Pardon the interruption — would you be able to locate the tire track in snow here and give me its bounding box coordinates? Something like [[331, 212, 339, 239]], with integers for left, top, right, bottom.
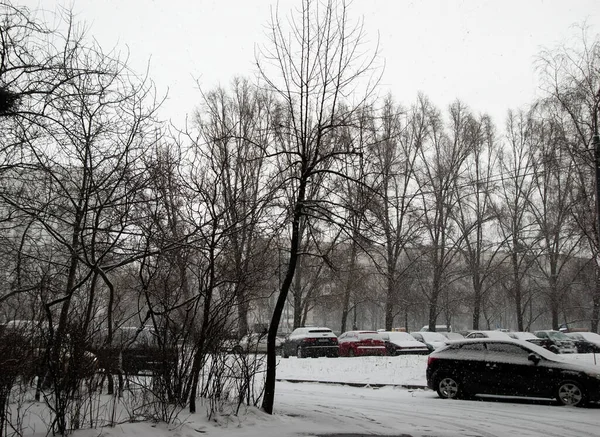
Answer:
[[276, 382, 599, 437]]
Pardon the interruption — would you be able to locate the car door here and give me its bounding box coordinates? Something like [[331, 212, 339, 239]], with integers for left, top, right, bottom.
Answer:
[[285, 328, 303, 356], [453, 342, 488, 394], [338, 332, 348, 355], [482, 342, 538, 396]]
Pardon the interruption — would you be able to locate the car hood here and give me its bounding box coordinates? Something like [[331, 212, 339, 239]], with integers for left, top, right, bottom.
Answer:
[[542, 356, 600, 375], [389, 340, 427, 348]]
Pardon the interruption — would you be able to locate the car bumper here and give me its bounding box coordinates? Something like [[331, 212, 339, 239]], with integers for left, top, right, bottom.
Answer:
[[355, 346, 386, 356], [303, 345, 339, 357], [394, 348, 429, 355]]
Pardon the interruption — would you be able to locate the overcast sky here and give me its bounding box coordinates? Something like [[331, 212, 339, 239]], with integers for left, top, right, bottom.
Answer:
[[23, 0, 600, 127]]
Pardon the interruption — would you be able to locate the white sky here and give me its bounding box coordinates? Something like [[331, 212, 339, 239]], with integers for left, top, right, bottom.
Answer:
[[22, 0, 600, 127]]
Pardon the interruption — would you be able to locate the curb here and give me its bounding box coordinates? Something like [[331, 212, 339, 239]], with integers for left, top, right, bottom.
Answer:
[[276, 379, 428, 390]]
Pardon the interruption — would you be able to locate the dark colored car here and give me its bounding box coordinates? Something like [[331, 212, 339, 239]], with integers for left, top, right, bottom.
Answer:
[[565, 332, 600, 354], [532, 330, 577, 354], [90, 326, 178, 375], [426, 338, 600, 407], [378, 331, 429, 355], [280, 327, 338, 358], [338, 331, 386, 357], [231, 333, 284, 354]]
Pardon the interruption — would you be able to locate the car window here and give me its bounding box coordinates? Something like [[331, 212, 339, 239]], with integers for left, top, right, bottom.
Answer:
[[308, 329, 332, 333], [536, 332, 548, 338], [358, 332, 381, 340], [547, 331, 569, 341], [486, 343, 530, 361], [460, 343, 485, 351], [389, 332, 414, 341], [421, 332, 446, 341]]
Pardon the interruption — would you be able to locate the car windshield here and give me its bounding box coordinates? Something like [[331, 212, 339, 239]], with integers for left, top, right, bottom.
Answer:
[[579, 332, 600, 341], [519, 340, 566, 361], [387, 332, 414, 341], [546, 331, 569, 340], [515, 332, 536, 339], [308, 329, 332, 334], [357, 332, 381, 340], [421, 332, 446, 341]]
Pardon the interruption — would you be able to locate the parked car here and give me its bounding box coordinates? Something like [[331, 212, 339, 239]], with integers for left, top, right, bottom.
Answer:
[[410, 332, 447, 352], [337, 331, 386, 357], [465, 330, 512, 340], [378, 331, 429, 355], [532, 330, 578, 354], [426, 338, 600, 406], [420, 324, 452, 332], [90, 326, 178, 375], [231, 333, 283, 354], [507, 331, 538, 341], [280, 327, 338, 358], [565, 332, 600, 354], [440, 332, 464, 341]]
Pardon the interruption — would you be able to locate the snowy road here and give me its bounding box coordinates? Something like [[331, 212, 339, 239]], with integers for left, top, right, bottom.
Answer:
[[269, 381, 600, 437]]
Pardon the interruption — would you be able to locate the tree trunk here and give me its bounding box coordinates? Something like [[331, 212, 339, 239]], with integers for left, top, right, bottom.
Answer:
[[593, 266, 600, 333], [262, 183, 305, 414], [340, 239, 357, 333]]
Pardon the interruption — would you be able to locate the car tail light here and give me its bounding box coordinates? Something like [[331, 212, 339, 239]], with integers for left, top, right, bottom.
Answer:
[[331, 338, 338, 343], [303, 338, 316, 343], [427, 355, 437, 367]]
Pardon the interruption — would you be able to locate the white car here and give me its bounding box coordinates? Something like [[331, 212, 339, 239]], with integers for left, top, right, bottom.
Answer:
[[378, 331, 429, 355], [566, 331, 600, 346], [410, 332, 447, 351], [565, 331, 600, 353], [465, 330, 513, 340], [507, 331, 538, 341]]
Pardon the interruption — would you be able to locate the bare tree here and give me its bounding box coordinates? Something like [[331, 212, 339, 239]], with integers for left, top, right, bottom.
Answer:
[[365, 94, 426, 330], [451, 113, 502, 329], [415, 100, 472, 331], [0, 7, 161, 432], [527, 104, 582, 329], [537, 27, 600, 331], [196, 77, 276, 337], [494, 109, 538, 332], [256, 0, 380, 414]]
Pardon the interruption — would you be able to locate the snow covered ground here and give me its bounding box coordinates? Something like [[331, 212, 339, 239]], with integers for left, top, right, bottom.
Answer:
[[276, 354, 429, 386], [11, 353, 600, 437]]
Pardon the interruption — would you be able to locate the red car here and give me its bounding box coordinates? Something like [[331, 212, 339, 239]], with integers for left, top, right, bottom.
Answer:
[[338, 331, 386, 357]]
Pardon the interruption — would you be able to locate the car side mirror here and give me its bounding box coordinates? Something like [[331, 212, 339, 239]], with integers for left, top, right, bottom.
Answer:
[[528, 353, 540, 364]]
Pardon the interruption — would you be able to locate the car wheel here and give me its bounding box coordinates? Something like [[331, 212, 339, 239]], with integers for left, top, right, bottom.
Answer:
[[281, 348, 288, 358], [556, 380, 587, 407], [297, 346, 304, 358], [549, 345, 559, 354], [348, 348, 355, 357], [232, 345, 243, 354], [436, 375, 462, 400]]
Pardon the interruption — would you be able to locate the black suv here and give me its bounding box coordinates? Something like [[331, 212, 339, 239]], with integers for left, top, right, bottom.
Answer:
[[531, 330, 577, 354], [426, 338, 600, 407], [280, 327, 338, 358]]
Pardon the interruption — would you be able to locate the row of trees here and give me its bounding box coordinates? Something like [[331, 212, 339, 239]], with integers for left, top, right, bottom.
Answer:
[[1, 0, 599, 424]]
